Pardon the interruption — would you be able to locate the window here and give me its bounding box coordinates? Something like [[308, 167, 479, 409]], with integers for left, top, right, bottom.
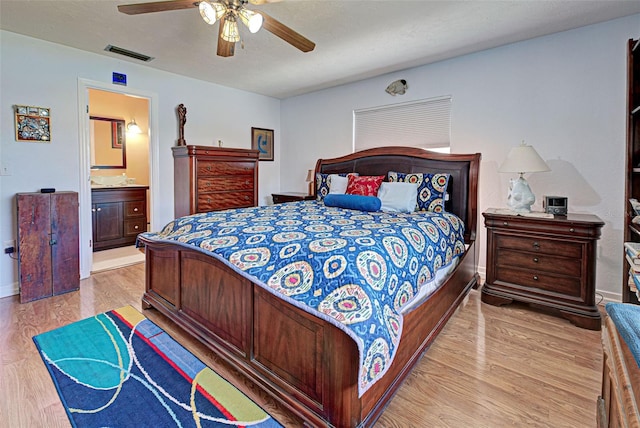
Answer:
[[353, 95, 451, 152]]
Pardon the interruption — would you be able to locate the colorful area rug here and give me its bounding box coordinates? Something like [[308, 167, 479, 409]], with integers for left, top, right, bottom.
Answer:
[[33, 305, 283, 427]]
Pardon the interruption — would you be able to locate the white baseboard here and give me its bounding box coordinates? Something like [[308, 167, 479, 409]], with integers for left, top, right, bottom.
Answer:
[[0, 282, 19, 299], [596, 289, 622, 304]]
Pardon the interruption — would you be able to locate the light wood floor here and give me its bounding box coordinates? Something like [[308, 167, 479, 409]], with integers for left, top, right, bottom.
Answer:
[[0, 263, 603, 427]]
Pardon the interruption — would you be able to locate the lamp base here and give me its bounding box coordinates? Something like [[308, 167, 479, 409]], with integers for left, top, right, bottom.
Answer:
[[507, 176, 535, 213]]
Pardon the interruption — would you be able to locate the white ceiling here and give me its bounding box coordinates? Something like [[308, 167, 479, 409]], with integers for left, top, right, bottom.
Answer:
[[2, 0, 640, 99]]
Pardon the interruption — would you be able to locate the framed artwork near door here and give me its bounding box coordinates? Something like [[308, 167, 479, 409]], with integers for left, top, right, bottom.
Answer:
[[251, 127, 274, 161]]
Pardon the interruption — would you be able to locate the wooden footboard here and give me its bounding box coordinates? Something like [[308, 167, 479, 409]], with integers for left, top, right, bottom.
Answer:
[[140, 237, 478, 427]]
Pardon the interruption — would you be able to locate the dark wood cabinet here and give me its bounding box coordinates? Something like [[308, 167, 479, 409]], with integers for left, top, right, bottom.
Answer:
[[17, 192, 79, 303], [482, 209, 604, 330], [271, 192, 315, 204], [172, 146, 258, 218], [92, 186, 148, 251], [624, 38, 640, 304]]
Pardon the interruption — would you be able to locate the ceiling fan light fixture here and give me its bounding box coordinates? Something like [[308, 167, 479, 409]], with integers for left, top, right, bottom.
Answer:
[[221, 16, 241, 42], [199, 1, 226, 25], [239, 9, 263, 34]]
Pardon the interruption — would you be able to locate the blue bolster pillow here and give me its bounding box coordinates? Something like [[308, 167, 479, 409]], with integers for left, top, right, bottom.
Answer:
[[324, 194, 381, 212]]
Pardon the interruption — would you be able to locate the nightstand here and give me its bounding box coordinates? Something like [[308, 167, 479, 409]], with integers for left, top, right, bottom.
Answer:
[[271, 192, 315, 204], [482, 208, 604, 330]]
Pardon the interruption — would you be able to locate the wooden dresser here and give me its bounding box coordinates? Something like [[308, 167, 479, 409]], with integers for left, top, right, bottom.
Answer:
[[482, 209, 604, 330], [598, 304, 640, 428], [173, 146, 259, 218]]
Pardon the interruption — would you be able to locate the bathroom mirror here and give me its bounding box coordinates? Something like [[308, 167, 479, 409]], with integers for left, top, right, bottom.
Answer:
[[90, 116, 126, 169]]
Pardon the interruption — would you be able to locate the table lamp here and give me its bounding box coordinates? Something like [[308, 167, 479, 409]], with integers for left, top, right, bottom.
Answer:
[[498, 141, 550, 213]]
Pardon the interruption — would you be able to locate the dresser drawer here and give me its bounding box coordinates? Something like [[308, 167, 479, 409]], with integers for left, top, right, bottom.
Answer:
[[124, 200, 146, 218], [496, 250, 582, 277], [496, 234, 582, 258], [197, 191, 254, 212], [197, 161, 255, 177], [198, 176, 254, 193], [124, 218, 147, 237], [495, 266, 582, 297]]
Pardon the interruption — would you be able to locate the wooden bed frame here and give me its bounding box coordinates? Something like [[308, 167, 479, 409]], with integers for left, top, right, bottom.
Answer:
[[138, 146, 481, 427]]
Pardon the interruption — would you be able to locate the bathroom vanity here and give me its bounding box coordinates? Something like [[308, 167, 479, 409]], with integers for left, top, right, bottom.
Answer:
[[91, 185, 148, 251]]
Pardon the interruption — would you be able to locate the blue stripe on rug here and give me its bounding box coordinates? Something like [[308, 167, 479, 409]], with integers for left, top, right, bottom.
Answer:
[[33, 305, 283, 428]]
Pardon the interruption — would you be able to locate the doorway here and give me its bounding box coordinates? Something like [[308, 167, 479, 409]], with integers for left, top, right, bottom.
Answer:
[[89, 89, 149, 272], [77, 79, 160, 279]]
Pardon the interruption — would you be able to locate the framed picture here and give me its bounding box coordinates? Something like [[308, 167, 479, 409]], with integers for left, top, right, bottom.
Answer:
[[111, 121, 124, 148], [14, 105, 51, 142], [251, 127, 274, 161]]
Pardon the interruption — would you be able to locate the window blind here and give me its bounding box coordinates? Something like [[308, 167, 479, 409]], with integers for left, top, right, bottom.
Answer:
[[353, 95, 451, 152]]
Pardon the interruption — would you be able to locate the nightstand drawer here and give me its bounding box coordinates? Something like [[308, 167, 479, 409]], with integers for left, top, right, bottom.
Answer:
[[272, 192, 315, 204], [496, 234, 582, 258], [495, 266, 582, 297], [495, 250, 582, 277]]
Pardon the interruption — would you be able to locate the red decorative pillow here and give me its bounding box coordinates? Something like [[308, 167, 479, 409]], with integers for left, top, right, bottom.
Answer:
[[346, 175, 385, 197]]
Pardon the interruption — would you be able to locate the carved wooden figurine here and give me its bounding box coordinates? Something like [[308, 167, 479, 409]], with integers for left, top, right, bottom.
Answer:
[[176, 103, 187, 146]]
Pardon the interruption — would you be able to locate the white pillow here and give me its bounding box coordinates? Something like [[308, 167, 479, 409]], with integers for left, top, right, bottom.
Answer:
[[328, 174, 349, 194], [377, 181, 419, 213]]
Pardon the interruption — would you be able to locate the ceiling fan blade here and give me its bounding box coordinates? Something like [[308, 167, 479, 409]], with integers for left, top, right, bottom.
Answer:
[[217, 16, 235, 57], [260, 12, 315, 53], [118, 0, 198, 15]]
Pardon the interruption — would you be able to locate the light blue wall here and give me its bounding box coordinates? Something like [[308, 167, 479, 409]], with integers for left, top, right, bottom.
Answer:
[[0, 31, 281, 297], [281, 14, 640, 300]]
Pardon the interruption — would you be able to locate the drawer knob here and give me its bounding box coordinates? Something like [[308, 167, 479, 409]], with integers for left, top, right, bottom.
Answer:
[[97, 208, 102, 212], [533, 257, 539, 263], [207, 198, 211, 204], [532, 242, 540, 249], [134, 207, 138, 212], [244, 196, 249, 200], [503, 221, 508, 226], [134, 225, 139, 230], [533, 275, 539, 281], [245, 180, 249, 185], [569, 228, 575, 232], [207, 166, 211, 171]]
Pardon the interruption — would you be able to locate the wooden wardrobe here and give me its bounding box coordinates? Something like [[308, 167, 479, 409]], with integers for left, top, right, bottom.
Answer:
[[16, 191, 79, 303]]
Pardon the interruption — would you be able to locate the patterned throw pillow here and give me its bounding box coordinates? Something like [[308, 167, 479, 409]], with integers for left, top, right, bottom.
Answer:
[[345, 175, 385, 197], [315, 173, 357, 200], [387, 171, 450, 212]]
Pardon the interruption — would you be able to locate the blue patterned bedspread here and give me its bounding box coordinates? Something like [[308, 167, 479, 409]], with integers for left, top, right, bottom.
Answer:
[[139, 200, 466, 396]]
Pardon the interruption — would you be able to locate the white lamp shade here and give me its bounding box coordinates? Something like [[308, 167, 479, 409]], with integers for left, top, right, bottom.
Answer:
[[199, 1, 226, 25], [498, 144, 550, 174], [239, 9, 263, 33], [221, 17, 241, 42]]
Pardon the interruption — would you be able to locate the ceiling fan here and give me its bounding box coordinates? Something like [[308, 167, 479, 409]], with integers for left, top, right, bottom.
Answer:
[[118, 0, 315, 57]]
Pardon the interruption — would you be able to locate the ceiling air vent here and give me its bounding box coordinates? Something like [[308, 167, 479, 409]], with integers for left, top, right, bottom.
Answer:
[[104, 45, 154, 62]]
